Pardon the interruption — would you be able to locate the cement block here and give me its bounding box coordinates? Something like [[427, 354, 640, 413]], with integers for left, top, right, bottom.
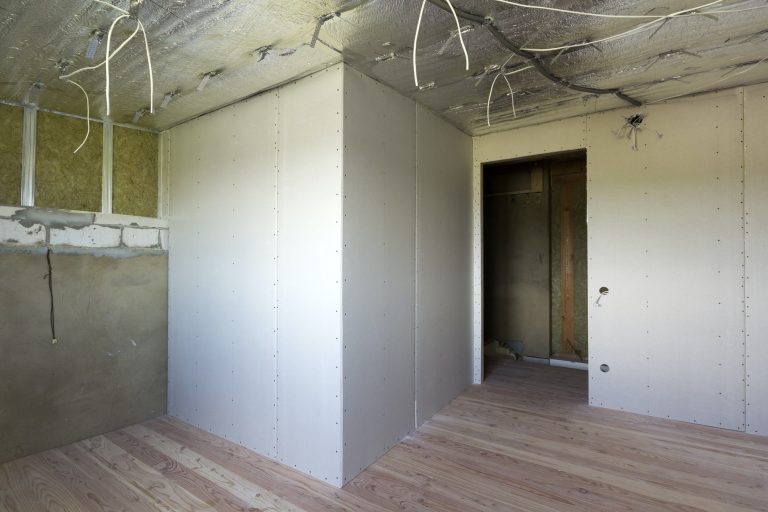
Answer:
[[0, 206, 23, 219], [122, 227, 160, 248], [0, 219, 46, 245], [49, 225, 121, 248], [95, 212, 168, 229], [159, 229, 169, 251]]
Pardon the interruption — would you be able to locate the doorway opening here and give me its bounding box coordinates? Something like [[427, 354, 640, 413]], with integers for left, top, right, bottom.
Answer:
[[482, 151, 587, 373]]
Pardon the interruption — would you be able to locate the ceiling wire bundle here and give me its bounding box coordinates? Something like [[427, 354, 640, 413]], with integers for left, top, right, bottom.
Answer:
[[57, 0, 154, 153], [410, 0, 763, 128]]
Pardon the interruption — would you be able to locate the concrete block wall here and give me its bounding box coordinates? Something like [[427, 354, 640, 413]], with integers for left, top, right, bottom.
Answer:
[[0, 206, 169, 251], [0, 204, 169, 463]]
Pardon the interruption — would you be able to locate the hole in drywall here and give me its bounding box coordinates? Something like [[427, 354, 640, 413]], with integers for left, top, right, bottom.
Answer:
[[600, 364, 610, 373], [599, 287, 609, 295]]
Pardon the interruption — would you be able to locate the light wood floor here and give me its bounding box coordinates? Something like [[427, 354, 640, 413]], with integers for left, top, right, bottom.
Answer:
[[2, 359, 767, 511]]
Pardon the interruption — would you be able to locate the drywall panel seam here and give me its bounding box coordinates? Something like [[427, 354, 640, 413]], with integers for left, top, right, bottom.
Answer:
[[20, 107, 36, 207], [414, 105, 420, 426], [472, 145, 482, 384], [273, 89, 280, 457], [337, 81, 345, 485], [102, 122, 113, 214], [740, 87, 747, 430]]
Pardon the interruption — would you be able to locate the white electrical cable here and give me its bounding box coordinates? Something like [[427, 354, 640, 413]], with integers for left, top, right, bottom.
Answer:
[[521, 0, 723, 53], [105, 13, 130, 116], [487, 72, 503, 126], [64, 79, 91, 153], [138, 21, 154, 113], [706, 4, 768, 14], [486, 64, 533, 126], [443, 0, 470, 71], [491, 0, 670, 19], [93, 0, 129, 14], [501, 73, 516, 118], [59, 18, 141, 79], [413, 0, 427, 86]]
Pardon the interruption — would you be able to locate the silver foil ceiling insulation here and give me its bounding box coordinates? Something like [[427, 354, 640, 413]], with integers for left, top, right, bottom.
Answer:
[[1, 0, 767, 135]]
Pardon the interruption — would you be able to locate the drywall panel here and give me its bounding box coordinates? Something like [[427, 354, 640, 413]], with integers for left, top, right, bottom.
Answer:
[[0, 103, 22, 206], [113, 127, 158, 218], [416, 106, 473, 425], [587, 91, 745, 430], [341, 69, 417, 484], [276, 67, 343, 485], [745, 83, 768, 435], [472, 117, 587, 381], [35, 111, 102, 211], [167, 91, 279, 457]]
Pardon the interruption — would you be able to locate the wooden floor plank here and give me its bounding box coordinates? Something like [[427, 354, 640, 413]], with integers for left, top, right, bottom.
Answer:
[[78, 436, 215, 512], [124, 424, 302, 512], [1, 360, 766, 512], [104, 430, 256, 512]]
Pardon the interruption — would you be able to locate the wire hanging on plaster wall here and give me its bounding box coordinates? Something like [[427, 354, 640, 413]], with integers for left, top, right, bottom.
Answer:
[[613, 113, 663, 151]]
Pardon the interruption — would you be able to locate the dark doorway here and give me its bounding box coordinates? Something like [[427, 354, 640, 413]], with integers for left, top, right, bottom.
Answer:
[[482, 151, 587, 367]]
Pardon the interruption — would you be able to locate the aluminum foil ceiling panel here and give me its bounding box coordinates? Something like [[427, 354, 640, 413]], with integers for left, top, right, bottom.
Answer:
[[1, 0, 767, 135]]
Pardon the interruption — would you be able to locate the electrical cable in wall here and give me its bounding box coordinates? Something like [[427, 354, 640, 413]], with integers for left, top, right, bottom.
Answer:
[[45, 248, 57, 345]]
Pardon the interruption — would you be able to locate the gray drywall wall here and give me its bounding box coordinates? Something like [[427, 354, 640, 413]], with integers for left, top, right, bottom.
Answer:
[[275, 67, 344, 485], [415, 106, 473, 425], [474, 87, 761, 434], [342, 68, 417, 484], [340, 69, 474, 481], [167, 65, 344, 485], [745, 83, 768, 435], [0, 250, 167, 463], [167, 90, 279, 457], [587, 92, 744, 429]]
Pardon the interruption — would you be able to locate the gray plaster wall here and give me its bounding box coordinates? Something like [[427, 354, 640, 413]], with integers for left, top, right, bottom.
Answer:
[[0, 250, 167, 463]]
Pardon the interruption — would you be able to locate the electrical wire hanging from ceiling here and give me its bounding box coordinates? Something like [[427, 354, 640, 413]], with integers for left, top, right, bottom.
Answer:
[[413, 0, 468, 87], [413, 0, 744, 127], [59, 0, 154, 118], [520, 0, 723, 53], [63, 79, 91, 153]]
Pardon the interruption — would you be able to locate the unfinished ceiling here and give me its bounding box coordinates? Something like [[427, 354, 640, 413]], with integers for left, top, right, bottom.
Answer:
[[1, 0, 767, 135]]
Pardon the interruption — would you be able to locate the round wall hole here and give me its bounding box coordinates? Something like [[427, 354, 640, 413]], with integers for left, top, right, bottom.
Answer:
[[600, 364, 610, 373], [599, 287, 609, 295]]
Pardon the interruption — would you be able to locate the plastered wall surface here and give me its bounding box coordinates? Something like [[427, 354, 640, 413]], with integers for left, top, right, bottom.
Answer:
[[0, 104, 22, 206], [113, 126, 159, 218], [168, 66, 344, 485], [0, 208, 168, 463], [744, 83, 768, 435], [473, 86, 766, 434], [35, 111, 102, 211]]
